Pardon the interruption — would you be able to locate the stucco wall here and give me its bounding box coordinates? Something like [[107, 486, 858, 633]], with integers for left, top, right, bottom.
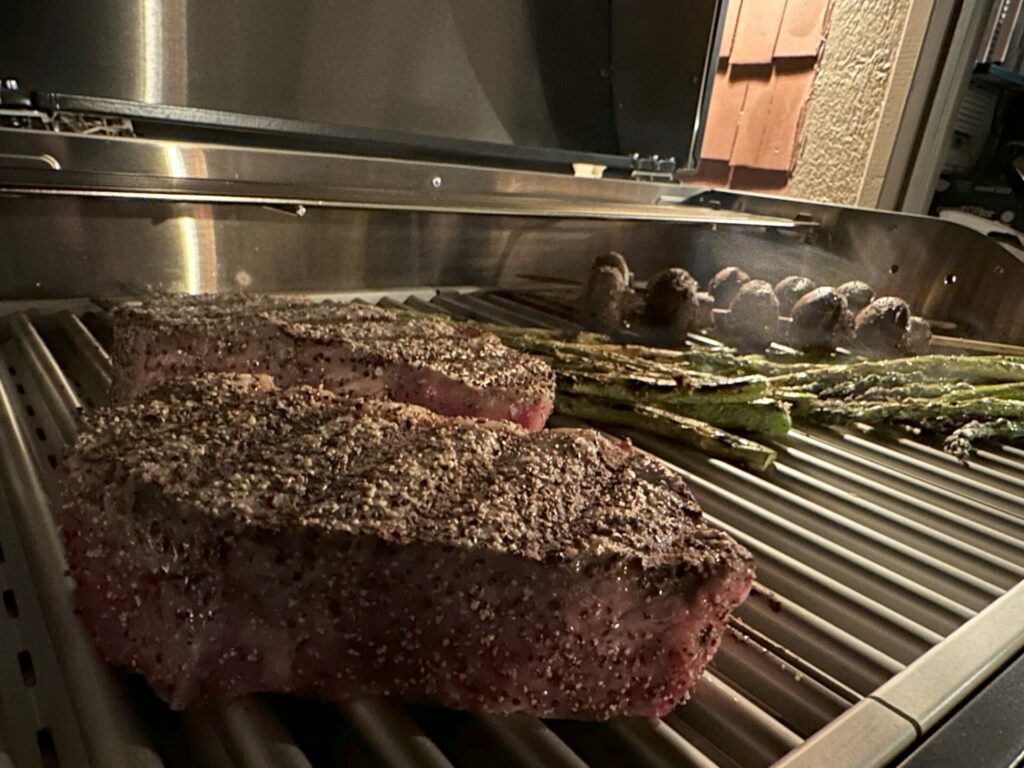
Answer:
[[787, 0, 913, 205]]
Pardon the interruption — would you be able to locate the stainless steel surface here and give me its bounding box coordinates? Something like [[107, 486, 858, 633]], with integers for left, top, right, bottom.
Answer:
[[0, 129, 709, 209], [979, 0, 1024, 65], [773, 699, 918, 768], [0, 129, 793, 230], [873, 580, 1024, 732], [0, 323, 160, 767], [697, 189, 1024, 344], [0, 139, 1022, 345], [0, 0, 725, 170], [2, 292, 1022, 766]]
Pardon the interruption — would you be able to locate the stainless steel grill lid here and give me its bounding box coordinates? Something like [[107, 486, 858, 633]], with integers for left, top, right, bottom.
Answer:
[[0, 0, 727, 173]]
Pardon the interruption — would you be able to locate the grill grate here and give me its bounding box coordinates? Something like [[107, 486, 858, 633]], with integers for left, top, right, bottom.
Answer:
[[0, 291, 1022, 768]]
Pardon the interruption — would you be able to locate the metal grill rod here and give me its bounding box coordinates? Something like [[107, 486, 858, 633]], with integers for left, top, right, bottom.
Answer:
[[476, 714, 590, 768], [706, 456, 1003, 610], [839, 433, 1022, 513], [9, 315, 80, 443], [340, 699, 455, 768], [0, 349, 161, 767], [55, 311, 112, 392], [774, 439, 1024, 572], [786, 432, 1024, 539]]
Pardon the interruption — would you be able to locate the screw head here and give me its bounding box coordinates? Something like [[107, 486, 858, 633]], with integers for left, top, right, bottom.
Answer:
[[431, 176, 443, 189]]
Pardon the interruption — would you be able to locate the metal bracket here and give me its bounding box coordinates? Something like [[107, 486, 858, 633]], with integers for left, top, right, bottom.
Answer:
[[630, 153, 677, 182], [0, 79, 134, 137]]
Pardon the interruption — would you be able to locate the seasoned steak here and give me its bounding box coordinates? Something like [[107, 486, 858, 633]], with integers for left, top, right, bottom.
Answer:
[[110, 294, 555, 431], [61, 375, 754, 719]]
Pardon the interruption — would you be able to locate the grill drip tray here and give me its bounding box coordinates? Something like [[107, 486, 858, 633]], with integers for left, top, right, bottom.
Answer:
[[0, 290, 1023, 768]]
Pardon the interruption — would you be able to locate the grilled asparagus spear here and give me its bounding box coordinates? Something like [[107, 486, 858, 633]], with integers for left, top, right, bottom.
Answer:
[[769, 355, 1024, 391], [805, 397, 1024, 430], [555, 396, 777, 471], [459, 317, 1024, 459], [944, 419, 1024, 460]]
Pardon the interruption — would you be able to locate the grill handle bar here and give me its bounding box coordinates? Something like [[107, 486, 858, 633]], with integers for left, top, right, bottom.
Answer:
[[777, 577, 1024, 767]]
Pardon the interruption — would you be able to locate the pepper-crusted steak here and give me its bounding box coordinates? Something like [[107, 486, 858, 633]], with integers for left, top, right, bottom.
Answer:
[[109, 294, 555, 430], [62, 374, 754, 719]]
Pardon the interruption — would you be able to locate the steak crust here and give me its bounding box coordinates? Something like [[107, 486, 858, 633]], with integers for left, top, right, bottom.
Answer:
[[110, 294, 555, 430], [62, 375, 754, 719]]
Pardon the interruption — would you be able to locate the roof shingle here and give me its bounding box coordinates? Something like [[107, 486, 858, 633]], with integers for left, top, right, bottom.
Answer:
[[700, 0, 832, 188]]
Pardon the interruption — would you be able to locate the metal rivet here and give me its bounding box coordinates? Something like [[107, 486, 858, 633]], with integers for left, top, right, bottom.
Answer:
[[431, 176, 443, 189], [294, 204, 306, 217]]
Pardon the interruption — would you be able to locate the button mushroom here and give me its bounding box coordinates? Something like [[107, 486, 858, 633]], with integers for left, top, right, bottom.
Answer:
[[774, 276, 817, 316], [836, 281, 876, 315], [708, 267, 751, 308], [719, 279, 780, 350], [643, 268, 700, 340], [788, 287, 854, 353], [907, 316, 933, 356], [580, 265, 628, 330], [592, 251, 632, 285], [853, 297, 912, 357]]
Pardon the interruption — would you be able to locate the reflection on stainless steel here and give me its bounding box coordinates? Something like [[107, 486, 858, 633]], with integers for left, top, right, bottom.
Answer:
[[0, 152, 60, 170], [0, 128, 711, 209], [1, 0, 724, 169], [140, 0, 189, 106], [0, 130, 1021, 342], [163, 145, 203, 293], [696, 189, 1024, 344]]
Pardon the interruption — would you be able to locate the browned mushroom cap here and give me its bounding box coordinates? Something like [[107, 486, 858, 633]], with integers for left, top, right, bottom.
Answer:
[[774, 276, 817, 315], [720, 279, 780, 350], [907, 316, 933, 356], [592, 251, 632, 285], [836, 281, 876, 314], [788, 287, 853, 352], [580, 265, 627, 330], [708, 266, 751, 308], [645, 268, 699, 322], [854, 297, 912, 357]]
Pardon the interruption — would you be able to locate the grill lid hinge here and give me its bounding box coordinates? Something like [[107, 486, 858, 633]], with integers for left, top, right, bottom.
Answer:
[[1, 78, 135, 137], [630, 153, 677, 182]]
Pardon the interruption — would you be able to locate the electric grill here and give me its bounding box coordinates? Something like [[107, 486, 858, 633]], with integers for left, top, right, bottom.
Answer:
[[2, 2, 1024, 766]]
